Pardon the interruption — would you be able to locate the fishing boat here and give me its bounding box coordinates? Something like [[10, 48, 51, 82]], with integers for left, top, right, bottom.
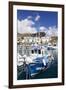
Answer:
[[17, 44, 55, 79]]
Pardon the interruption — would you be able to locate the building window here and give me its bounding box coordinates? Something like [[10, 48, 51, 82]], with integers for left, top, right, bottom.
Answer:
[[31, 50, 34, 54], [35, 49, 37, 53], [38, 50, 41, 54]]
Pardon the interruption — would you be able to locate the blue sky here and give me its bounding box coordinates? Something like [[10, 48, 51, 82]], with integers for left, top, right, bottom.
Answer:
[[17, 10, 58, 28], [17, 10, 58, 36]]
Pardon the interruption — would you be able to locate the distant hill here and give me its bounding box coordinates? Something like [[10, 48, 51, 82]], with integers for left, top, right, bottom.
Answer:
[[17, 32, 46, 37]]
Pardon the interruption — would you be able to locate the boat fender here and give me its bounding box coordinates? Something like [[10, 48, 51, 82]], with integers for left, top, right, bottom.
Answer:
[[43, 59, 46, 66]]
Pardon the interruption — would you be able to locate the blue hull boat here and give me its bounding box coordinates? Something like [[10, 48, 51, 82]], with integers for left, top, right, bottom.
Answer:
[[17, 45, 55, 79], [17, 55, 53, 79]]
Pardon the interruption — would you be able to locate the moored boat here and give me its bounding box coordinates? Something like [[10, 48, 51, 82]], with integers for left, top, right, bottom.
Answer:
[[17, 45, 55, 79]]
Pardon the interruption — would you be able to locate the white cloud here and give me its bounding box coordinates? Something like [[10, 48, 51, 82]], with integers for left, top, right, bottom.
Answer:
[[18, 16, 57, 36], [39, 26, 58, 37], [35, 15, 40, 21], [18, 18, 37, 34], [46, 26, 58, 37], [39, 26, 47, 32], [27, 16, 32, 19]]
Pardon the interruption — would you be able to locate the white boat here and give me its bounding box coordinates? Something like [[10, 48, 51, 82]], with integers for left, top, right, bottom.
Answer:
[[17, 44, 55, 78]]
